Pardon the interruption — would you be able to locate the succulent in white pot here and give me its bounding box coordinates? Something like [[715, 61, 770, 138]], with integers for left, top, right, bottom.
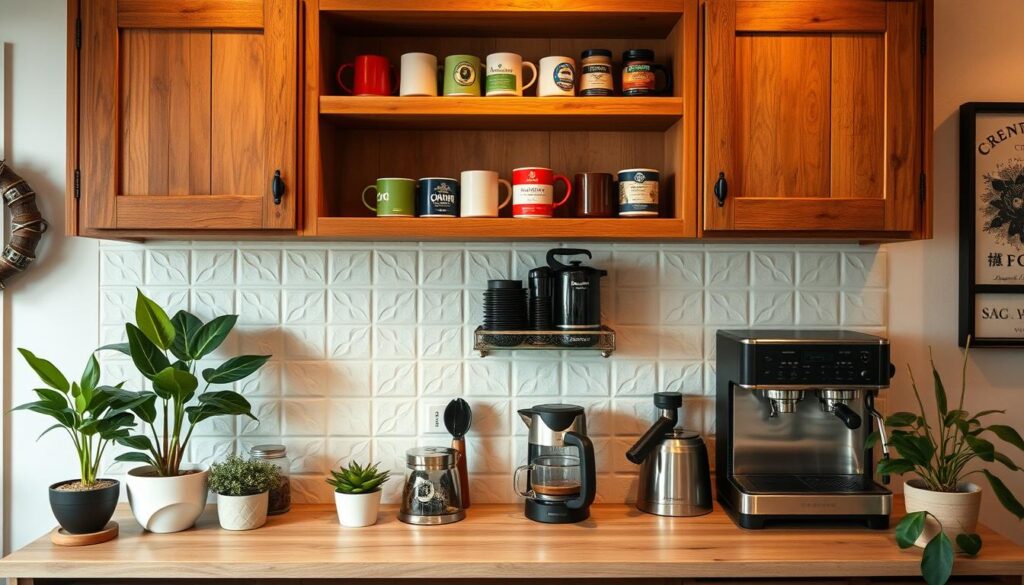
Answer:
[[209, 455, 280, 531], [327, 461, 391, 528], [98, 290, 270, 533], [872, 341, 1024, 585]]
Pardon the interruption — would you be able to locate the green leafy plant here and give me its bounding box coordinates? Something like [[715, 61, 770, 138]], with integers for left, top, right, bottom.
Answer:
[[208, 455, 280, 497], [13, 349, 144, 486], [870, 341, 1024, 585], [100, 289, 270, 477], [327, 461, 390, 494]]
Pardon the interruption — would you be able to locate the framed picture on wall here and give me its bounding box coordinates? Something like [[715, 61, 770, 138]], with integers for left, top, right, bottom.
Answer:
[[960, 102, 1024, 347]]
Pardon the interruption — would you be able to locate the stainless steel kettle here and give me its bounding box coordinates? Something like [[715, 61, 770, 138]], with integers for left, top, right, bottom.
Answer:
[[626, 392, 712, 517]]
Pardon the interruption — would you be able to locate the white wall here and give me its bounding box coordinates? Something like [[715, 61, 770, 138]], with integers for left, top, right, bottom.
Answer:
[[888, 0, 1024, 546]]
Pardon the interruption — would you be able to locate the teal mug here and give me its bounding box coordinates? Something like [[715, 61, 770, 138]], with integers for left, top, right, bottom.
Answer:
[[362, 178, 416, 217], [444, 54, 483, 96]]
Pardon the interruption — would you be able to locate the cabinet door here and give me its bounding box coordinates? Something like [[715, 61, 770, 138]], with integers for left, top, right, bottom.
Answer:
[[704, 0, 924, 234], [76, 0, 297, 231]]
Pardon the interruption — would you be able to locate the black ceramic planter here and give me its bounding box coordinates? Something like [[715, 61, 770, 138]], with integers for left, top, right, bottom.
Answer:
[[49, 478, 120, 534]]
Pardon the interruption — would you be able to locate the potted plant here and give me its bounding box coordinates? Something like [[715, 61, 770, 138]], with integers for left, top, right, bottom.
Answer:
[[872, 343, 1024, 585], [208, 455, 280, 531], [13, 349, 142, 535], [99, 289, 270, 533], [327, 461, 390, 528]]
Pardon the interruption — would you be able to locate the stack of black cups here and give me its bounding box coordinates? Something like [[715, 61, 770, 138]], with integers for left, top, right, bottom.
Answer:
[[528, 267, 553, 330], [483, 280, 527, 332]]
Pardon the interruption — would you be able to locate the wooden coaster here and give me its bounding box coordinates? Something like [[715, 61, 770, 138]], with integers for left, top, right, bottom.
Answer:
[[50, 521, 118, 546]]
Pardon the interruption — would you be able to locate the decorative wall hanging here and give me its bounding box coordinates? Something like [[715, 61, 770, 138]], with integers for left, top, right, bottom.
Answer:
[[960, 102, 1024, 347], [0, 160, 48, 288]]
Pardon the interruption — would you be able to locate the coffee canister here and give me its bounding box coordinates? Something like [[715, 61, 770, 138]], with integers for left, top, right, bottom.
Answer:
[[621, 49, 672, 96], [617, 168, 660, 217], [579, 49, 614, 96]]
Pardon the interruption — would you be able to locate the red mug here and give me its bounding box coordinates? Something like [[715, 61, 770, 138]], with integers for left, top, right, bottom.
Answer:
[[337, 55, 396, 96], [512, 167, 572, 218]]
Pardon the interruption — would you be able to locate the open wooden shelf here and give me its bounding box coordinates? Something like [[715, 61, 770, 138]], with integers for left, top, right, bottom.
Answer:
[[319, 96, 683, 130], [315, 217, 688, 240]]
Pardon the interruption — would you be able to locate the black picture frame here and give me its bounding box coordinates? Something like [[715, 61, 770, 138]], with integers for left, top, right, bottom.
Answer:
[[959, 102, 1024, 347]]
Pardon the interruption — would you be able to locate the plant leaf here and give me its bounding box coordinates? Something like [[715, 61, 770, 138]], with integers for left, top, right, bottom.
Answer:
[[982, 470, 1024, 519], [969, 409, 1006, 423], [115, 451, 157, 466], [197, 391, 255, 419], [32, 387, 67, 408], [956, 533, 982, 556], [994, 451, 1020, 471], [95, 342, 131, 356], [117, 435, 154, 451], [134, 289, 176, 350], [943, 409, 967, 427], [876, 458, 917, 476], [37, 423, 68, 441], [190, 315, 238, 360], [152, 367, 198, 404], [18, 348, 70, 392], [80, 354, 100, 392], [894, 511, 926, 549], [12, 402, 76, 427], [170, 310, 203, 362], [126, 323, 170, 380], [921, 532, 954, 585], [987, 424, 1024, 452], [885, 412, 919, 427], [930, 350, 948, 416], [965, 435, 995, 462], [106, 389, 157, 424], [865, 431, 880, 450], [889, 434, 935, 467], [202, 355, 270, 384]]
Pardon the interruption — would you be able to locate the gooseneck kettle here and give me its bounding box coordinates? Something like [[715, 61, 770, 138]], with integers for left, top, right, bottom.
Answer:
[[627, 392, 713, 517], [546, 248, 607, 331]]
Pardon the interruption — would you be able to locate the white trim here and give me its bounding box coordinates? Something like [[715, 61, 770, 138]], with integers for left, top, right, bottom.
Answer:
[[0, 40, 9, 557]]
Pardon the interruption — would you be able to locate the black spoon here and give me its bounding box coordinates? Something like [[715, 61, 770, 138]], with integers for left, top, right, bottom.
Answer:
[[444, 398, 473, 508]]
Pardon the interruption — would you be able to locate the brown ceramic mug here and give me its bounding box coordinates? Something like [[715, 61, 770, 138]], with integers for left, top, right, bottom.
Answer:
[[574, 173, 616, 218]]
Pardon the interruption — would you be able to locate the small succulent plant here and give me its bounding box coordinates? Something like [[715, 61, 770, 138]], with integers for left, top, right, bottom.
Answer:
[[326, 461, 390, 494]]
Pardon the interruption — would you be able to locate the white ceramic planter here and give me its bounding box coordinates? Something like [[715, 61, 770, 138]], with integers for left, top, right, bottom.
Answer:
[[334, 490, 382, 527], [125, 464, 209, 533], [903, 479, 982, 549], [217, 492, 269, 531]]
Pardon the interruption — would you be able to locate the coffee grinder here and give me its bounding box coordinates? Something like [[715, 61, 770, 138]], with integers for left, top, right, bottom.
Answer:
[[515, 404, 596, 523]]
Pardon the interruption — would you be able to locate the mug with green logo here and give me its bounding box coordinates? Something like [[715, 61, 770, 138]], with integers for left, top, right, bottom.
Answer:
[[444, 54, 483, 96], [362, 178, 416, 217]]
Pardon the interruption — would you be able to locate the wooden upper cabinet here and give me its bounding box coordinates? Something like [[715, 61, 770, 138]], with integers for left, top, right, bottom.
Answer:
[[703, 0, 928, 236], [73, 0, 297, 232]]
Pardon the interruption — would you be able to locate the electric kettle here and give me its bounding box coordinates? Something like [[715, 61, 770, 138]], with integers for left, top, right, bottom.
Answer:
[[626, 392, 712, 517], [546, 248, 607, 331]]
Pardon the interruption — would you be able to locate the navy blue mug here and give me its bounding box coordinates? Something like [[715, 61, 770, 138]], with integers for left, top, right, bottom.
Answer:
[[417, 177, 460, 217]]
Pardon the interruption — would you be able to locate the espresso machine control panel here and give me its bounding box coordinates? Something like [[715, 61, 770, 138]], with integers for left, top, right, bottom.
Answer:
[[720, 330, 892, 387]]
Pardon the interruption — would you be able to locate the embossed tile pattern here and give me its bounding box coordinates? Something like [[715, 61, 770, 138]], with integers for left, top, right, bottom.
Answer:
[[97, 243, 886, 504]]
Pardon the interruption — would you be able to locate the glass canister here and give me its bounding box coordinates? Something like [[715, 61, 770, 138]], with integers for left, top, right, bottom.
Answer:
[[579, 49, 614, 96], [251, 444, 291, 515], [399, 447, 466, 525]]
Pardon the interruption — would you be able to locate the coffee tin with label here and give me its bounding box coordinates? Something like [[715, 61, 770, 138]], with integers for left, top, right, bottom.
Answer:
[[617, 168, 660, 216], [579, 49, 613, 96]]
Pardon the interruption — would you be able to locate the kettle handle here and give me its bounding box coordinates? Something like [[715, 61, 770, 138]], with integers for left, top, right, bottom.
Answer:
[[625, 415, 676, 465], [564, 431, 596, 511], [546, 248, 593, 271]]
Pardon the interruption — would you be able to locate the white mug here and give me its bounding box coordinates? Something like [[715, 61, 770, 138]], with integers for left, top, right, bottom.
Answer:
[[485, 52, 538, 97], [400, 52, 438, 97], [538, 56, 575, 97], [460, 170, 513, 218]]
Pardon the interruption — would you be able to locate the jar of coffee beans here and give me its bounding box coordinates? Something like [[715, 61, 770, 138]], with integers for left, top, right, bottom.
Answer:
[[251, 444, 291, 515]]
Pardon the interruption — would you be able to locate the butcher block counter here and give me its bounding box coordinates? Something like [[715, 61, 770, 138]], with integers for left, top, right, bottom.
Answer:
[[2, 501, 1023, 584]]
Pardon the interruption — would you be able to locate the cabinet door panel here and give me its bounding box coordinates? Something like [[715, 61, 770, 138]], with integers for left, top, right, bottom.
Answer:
[[78, 0, 296, 231], [705, 0, 923, 234]]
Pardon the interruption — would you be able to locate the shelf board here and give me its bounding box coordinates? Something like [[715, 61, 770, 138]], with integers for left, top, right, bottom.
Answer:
[[319, 1, 686, 38], [315, 217, 688, 240], [319, 96, 683, 131]]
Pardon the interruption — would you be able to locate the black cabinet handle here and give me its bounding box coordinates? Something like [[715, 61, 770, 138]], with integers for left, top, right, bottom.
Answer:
[[714, 172, 728, 207], [271, 170, 285, 205]]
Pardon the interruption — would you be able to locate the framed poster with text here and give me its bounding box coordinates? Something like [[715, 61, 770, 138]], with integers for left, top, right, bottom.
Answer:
[[960, 103, 1024, 346]]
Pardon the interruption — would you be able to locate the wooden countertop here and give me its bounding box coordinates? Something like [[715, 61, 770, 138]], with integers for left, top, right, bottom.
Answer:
[[2, 500, 1023, 580]]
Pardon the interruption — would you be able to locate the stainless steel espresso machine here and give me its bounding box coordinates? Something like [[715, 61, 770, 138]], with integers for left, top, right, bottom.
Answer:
[[716, 330, 894, 529]]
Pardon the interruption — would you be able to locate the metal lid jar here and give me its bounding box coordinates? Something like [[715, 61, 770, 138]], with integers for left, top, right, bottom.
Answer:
[[399, 447, 465, 525], [250, 444, 291, 515]]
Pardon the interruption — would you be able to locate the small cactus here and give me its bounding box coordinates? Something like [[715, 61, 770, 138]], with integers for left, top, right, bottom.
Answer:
[[327, 461, 390, 494]]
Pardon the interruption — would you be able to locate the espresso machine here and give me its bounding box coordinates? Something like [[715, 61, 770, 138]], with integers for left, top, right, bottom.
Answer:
[[515, 404, 596, 523], [716, 330, 894, 529]]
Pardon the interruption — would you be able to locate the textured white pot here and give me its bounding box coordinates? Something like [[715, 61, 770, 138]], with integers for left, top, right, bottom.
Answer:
[[904, 479, 982, 549], [125, 464, 209, 533], [335, 490, 382, 527], [217, 492, 269, 531]]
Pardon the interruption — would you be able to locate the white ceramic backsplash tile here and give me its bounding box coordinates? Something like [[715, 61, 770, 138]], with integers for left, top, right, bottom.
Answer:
[[97, 242, 887, 505]]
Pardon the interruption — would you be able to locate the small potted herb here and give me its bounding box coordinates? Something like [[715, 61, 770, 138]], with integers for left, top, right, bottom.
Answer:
[[872, 342, 1024, 585], [327, 461, 390, 527], [14, 349, 140, 535], [208, 455, 280, 531]]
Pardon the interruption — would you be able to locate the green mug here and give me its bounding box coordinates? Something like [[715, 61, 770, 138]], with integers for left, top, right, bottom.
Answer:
[[362, 178, 416, 217], [444, 54, 483, 96]]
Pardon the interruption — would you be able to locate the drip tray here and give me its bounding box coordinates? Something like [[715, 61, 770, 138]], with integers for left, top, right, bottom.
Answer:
[[734, 474, 889, 495]]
